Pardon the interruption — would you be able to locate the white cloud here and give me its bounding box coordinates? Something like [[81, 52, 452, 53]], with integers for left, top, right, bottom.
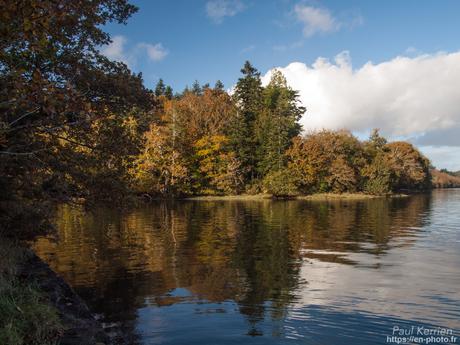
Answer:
[[293, 4, 363, 38], [261, 50, 460, 169], [138, 43, 168, 62], [100, 35, 133, 67], [100, 36, 168, 66], [294, 4, 338, 37], [262, 51, 460, 138], [206, 0, 245, 23]]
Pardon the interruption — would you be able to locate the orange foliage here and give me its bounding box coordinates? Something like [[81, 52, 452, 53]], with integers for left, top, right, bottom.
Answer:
[[431, 169, 460, 188], [286, 130, 365, 193]]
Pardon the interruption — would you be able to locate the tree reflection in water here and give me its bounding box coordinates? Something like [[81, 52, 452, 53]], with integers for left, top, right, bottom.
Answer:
[[33, 195, 433, 343]]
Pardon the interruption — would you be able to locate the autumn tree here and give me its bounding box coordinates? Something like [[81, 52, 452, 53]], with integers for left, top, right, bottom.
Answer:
[[0, 0, 153, 237], [167, 87, 238, 145], [383, 142, 431, 191], [286, 130, 365, 193], [286, 130, 431, 195], [361, 132, 431, 194], [133, 124, 189, 195], [133, 86, 241, 196], [193, 135, 243, 195]]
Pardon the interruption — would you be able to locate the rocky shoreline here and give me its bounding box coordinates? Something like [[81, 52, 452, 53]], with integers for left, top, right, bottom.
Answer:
[[19, 252, 109, 345]]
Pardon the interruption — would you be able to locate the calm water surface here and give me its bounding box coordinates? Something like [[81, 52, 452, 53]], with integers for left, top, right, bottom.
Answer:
[[34, 190, 460, 344]]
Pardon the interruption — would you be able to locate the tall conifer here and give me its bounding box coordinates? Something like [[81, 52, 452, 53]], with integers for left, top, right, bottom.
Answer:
[[230, 61, 263, 183]]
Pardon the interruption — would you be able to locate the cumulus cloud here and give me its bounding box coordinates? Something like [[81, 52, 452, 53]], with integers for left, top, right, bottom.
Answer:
[[261, 50, 460, 168], [206, 0, 245, 23], [262, 51, 460, 139], [100, 36, 168, 67], [294, 4, 338, 37], [138, 43, 168, 61]]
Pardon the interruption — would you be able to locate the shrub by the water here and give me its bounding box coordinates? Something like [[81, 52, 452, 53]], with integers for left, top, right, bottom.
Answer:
[[263, 170, 299, 197]]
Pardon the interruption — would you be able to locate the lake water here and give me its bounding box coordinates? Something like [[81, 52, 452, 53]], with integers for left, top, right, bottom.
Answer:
[[33, 190, 460, 345]]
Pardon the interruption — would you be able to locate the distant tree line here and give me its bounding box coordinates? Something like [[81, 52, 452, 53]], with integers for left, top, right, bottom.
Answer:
[[431, 169, 460, 188], [439, 169, 460, 177], [132, 67, 432, 198], [0, 0, 433, 240]]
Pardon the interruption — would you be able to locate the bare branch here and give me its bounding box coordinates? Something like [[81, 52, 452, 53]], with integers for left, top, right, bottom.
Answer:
[[8, 107, 40, 127]]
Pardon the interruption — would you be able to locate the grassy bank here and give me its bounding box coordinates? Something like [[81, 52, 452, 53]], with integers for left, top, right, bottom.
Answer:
[[0, 240, 62, 345], [185, 192, 408, 201], [185, 194, 272, 201], [296, 192, 409, 200]]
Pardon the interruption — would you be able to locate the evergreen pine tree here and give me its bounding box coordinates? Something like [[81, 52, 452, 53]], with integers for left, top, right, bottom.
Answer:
[[256, 70, 305, 175], [230, 61, 263, 184], [165, 86, 173, 99], [214, 80, 225, 91], [155, 78, 166, 96], [192, 80, 202, 95]]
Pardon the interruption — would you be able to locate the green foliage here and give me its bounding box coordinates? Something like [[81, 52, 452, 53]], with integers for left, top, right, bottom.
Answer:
[[155, 78, 166, 97], [192, 80, 202, 95], [361, 153, 392, 195], [214, 80, 225, 91], [363, 177, 392, 195], [262, 170, 299, 197], [164, 86, 174, 99], [255, 70, 304, 176], [229, 61, 263, 183]]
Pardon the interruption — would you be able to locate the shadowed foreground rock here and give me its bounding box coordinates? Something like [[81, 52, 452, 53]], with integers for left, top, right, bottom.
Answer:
[[19, 253, 108, 345]]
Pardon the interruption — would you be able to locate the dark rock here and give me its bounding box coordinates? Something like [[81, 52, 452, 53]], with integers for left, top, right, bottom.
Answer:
[[19, 252, 110, 345]]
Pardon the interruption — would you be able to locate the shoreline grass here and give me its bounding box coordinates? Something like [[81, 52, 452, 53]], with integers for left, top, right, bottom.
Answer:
[[0, 240, 63, 345], [296, 192, 409, 200], [184, 192, 409, 201]]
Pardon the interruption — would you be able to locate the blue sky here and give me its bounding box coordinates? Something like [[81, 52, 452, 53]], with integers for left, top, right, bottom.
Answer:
[[102, 0, 460, 170], [104, 0, 460, 90]]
